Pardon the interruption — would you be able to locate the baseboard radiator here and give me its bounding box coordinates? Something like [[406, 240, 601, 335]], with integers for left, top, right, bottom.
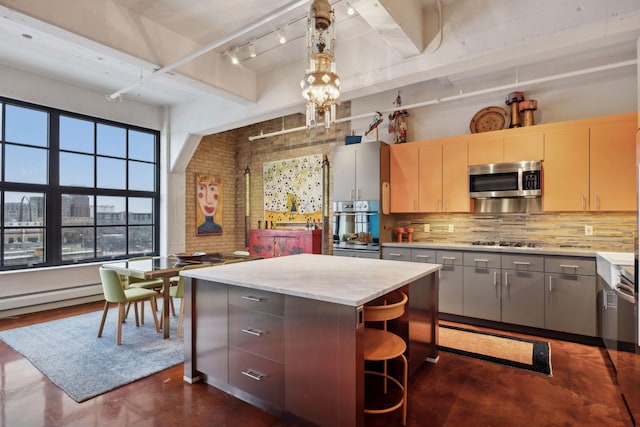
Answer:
[[0, 284, 104, 318]]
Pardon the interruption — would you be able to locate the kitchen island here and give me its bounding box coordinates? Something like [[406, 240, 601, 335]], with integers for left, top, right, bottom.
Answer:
[[181, 254, 440, 427]]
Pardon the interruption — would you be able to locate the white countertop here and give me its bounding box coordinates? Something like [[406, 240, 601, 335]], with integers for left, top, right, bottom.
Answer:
[[181, 253, 440, 306], [383, 242, 598, 257]]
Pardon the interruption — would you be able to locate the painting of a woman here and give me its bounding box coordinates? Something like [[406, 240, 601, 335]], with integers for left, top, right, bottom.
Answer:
[[196, 174, 223, 235]]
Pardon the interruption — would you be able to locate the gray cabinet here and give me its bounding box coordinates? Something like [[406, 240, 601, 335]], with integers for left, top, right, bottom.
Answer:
[[333, 248, 380, 259], [333, 141, 383, 202], [411, 248, 436, 264], [228, 286, 285, 408], [462, 252, 544, 327], [381, 246, 412, 261], [463, 252, 501, 321], [501, 254, 545, 328], [545, 256, 597, 336], [382, 247, 462, 315], [438, 250, 464, 315]]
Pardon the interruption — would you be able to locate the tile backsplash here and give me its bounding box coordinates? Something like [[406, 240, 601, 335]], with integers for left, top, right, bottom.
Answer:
[[392, 212, 636, 252]]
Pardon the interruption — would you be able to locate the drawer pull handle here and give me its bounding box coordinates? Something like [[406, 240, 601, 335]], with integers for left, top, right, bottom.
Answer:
[[241, 327, 265, 337], [241, 369, 265, 381], [415, 255, 430, 259], [474, 258, 489, 263], [560, 264, 579, 270], [441, 256, 456, 261], [513, 261, 531, 266], [241, 295, 266, 302], [389, 253, 403, 257]]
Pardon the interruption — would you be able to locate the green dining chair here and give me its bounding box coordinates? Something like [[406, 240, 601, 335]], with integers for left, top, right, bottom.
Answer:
[[98, 267, 160, 345], [124, 257, 164, 324]]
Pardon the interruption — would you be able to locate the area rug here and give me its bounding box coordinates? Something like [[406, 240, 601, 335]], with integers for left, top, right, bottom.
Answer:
[[438, 324, 552, 376], [0, 305, 184, 402]]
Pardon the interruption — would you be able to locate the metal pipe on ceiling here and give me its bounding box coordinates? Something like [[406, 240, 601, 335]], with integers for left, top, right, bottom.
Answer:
[[108, 0, 311, 101], [247, 58, 637, 141]]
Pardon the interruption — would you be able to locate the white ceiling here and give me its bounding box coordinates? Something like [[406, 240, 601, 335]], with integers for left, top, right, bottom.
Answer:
[[0, 0, 639, 133]]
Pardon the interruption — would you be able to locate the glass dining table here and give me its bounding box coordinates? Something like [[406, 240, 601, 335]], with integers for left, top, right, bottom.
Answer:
[[103, 253, 259, 338]]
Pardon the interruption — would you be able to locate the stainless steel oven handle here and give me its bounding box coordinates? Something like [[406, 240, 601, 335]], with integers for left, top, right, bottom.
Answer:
[[332, 212, 378, 216]]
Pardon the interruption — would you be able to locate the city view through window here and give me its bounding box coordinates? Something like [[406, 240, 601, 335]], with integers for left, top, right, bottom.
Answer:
[[1, 98, 159, 269]]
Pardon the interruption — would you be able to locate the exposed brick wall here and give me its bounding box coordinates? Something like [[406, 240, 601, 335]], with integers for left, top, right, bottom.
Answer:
[[184, 103, 352, 254], [184, 130, 239, 254]]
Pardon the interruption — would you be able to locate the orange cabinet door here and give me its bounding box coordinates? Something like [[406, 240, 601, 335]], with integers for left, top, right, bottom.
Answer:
[[418, 141, 443, 212], [504, 132, 544, 162], [468, 133, 503, 165], [590, 117, 636, 211], [442, 137, 471, 212], [543, 126, 589, 211], [390, 143, 420, 212]]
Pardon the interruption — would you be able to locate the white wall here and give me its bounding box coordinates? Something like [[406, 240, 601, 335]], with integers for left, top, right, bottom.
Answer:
[[0, 64, 163, 129], [351, 66, 637, 143]]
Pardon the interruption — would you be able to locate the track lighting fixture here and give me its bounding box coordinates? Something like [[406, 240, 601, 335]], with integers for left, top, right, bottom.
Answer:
[[277, 29, 287, 44]]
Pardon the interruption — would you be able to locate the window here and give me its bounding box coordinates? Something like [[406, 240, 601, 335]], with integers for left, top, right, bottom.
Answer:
[[0, 98, 160, 270]]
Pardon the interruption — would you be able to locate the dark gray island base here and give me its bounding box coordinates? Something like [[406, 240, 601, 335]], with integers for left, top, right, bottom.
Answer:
[[181, 254, 440, 427]]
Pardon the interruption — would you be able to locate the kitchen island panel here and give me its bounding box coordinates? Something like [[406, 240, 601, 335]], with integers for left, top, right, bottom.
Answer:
[[284, 295, 363, 427], [182, 255, 440, 426]]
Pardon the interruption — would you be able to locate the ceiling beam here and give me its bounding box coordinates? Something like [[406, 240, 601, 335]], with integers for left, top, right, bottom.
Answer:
[[350, 0, 424, 58]]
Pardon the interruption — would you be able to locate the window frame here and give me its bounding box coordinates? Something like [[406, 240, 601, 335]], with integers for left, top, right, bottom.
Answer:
[[0, 96, 160, 271]]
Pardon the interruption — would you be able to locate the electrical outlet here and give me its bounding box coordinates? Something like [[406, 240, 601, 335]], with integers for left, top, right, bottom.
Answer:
[[584, 225, 593, 236], [448, 224, 454, 233], [423, 224, 430, 233]]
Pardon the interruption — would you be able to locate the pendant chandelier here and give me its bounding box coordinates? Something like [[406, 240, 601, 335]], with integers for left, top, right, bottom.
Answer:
[[300, 0, 341, 128]]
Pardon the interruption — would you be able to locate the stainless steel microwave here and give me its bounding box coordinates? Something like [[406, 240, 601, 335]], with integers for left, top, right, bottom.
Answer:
[[469, 160, 542, 198]]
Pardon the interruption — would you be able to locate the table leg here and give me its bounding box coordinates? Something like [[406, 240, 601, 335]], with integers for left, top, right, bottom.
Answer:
[[163, 275, 171, 339]]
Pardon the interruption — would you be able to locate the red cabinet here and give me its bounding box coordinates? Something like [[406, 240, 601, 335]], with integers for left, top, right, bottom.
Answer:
[[249, 229, 322, 258]]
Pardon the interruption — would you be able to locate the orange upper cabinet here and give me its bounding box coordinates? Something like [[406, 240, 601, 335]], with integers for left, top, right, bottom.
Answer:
[[543, 126, 589, 211], [390, 142, 420, 212], [418, 141, 442, 212], [469, 129, 543, 165], [468, 133, 503, 165], [390, 138, 471, 213], [503, 132, 544, 162], [442, 137, 471, 212], [543, 113, 636, 212], [589, 115, 636, 211]]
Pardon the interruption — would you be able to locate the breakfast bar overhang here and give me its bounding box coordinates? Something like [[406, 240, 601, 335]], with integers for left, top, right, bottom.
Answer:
[[181, 254, 440, 427]]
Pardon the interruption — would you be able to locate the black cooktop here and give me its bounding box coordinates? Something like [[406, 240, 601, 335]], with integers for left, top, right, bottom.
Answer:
[[471, 241, 538, 248]]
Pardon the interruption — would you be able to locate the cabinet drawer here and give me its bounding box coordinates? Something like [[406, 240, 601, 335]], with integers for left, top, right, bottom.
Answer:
[[229, 305, 284, 362], [545, 256, 595, 276], [228, 286, 284, 316], [502, 254, 544, 272], [228, 347, 284, 408], [436, 250, 463, 266], [382, 247, 412, 261], [463, 252, 501, 268], [412, 249, 436, 263]]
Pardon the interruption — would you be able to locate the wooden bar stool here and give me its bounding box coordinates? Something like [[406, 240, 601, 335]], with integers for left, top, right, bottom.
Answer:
[[363, 290, 408, 425]]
